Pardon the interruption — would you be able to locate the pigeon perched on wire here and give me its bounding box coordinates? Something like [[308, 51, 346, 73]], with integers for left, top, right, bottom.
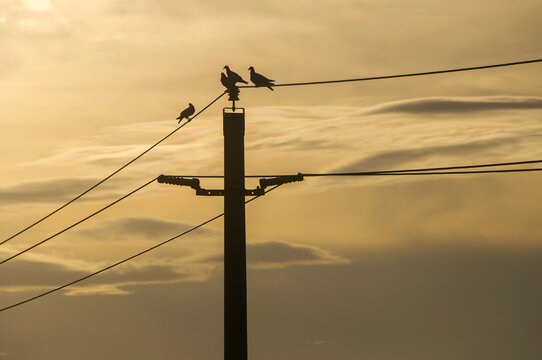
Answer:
[[176, 103, 195, 123], [248, 66, 275, 91], [223, 65, 248, 85]]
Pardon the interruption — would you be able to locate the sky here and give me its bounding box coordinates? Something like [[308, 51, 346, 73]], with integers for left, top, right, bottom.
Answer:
[[1, 0, 542, 359]]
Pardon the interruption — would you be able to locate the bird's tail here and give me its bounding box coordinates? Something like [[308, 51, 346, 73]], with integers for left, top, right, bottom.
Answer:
[[267, 86, 274, 91]]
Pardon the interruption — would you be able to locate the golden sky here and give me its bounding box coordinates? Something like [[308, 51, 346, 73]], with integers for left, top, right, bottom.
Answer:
[[1, 0, 542, 359]]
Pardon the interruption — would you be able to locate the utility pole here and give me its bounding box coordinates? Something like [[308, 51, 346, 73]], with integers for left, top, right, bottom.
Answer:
[[157, 78, 303, 360], [223, 107, 247, 360]]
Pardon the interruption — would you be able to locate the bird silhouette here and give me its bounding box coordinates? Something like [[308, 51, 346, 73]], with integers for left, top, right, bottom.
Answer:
[[221, 73, 234, 88], [176, 103, 195, 123], [221, 73, 240, 101], [248, 66, 275, 91], [223, 65, 248, 85]]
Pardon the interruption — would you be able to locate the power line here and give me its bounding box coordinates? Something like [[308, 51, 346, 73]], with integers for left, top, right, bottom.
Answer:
[[4, 164, 539, 312], [304, 159, 542, 175], [157, 167, 542, 182], [303, 168, 542, 176], [4, 57, 541, 247], [0, 91, 227, 247], [239, 58, 542, 88], [158, 159, 542, 178], [0, 177, 157, 266], [5, 56, 539, 247], [0, 184, 282, 314]]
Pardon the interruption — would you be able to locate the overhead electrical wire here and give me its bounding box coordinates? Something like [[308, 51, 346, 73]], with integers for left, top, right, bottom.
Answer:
[[4, 58, 542, 309], [2, 159, 541, 312], [0, 91, 227, 247], [0, 177, 158, 266], [4, 58, 542, 247], [239, 58, 542, 88], [157, 159, 542, 178], [0, 184, 282, 314], [302, 168, 542, 176], [302, 159, 542, 175], [5, 159, 535, 265]]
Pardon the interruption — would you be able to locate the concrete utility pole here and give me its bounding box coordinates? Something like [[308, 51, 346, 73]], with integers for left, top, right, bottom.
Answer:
[[223, 108, 247, 360], [157, 83, 303, 360]]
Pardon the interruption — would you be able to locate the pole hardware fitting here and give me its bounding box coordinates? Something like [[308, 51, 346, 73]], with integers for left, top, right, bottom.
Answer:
[[157, 174, 264, 197], [158, 175, 223, 196], [259, 173, 304, 189], [248, 173, 304, 195], [223, 107, 245, 115], [196, 189, 225, 196], [158, 173, 304, 197], [157, 175, 200, 190]]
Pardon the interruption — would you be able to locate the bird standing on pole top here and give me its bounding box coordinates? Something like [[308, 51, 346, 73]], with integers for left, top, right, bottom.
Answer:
[[221, 73, 235, 89], [176, 103, 195, 123], [221, 72, 240, 105], [223, 65, 248, 85], [248, 66, 275, 90]]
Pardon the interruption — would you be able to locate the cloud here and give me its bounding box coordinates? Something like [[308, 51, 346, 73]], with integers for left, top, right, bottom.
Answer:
[[203, 240, 350, 270], [23, 0, 52, 12], [0, 260, 82, 288], [6, 97, 542, 208], [76, 216, 215, 241], [3, 245, 542, 360], [4, 97, 542, 209], [0, 176, 108, 204], [0, 255, 204, 296], [63, 284, 131, 296], [19, 140, 223, 176], [63, 264, 190, 296], [363, 96, 542, 115], [331, 135, 523, 172], [245, 245, 542, 360], [21, 144, 185, 168], [2, 1, 542, 357], [0, 239, 349, 296], [248, 137, 338, 152], [247, 240, 350, 269]]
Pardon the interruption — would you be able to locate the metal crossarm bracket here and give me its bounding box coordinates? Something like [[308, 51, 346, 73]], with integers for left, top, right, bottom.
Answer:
[[157, 175, 201, 190], [196, 189, 225, 196], [245, 188, 265, 196], [159, 175, 225, 196], [259, 173, 304, 190], [158, 173, 303, 197]]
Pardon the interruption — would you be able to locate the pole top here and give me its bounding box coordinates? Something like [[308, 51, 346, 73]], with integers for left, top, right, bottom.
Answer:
[[223, 107, 245, 115]]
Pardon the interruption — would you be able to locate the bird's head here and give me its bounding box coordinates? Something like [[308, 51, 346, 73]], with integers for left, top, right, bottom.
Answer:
[[189, 103, 193, 107], [223, 65, 229, 70], [248, 66, 254, 71]]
